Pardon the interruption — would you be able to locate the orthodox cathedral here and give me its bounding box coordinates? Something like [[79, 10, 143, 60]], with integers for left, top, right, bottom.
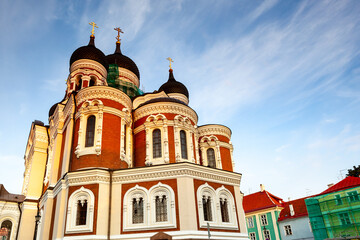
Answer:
[[0, 25, 248, 240]]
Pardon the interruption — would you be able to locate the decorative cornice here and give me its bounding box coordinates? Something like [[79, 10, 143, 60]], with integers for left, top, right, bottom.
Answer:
[[198, 124, 231, 139], [134, 102, 198, 124], [76, 86, 132, 111], [118, 67, 139, 87], [70, 59, 107, 78], [112, 163, 241, 185]]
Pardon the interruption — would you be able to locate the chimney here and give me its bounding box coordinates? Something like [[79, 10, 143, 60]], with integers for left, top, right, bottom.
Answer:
[[260, 184, 265, 192], [327, 183, 334, 188], [289, 204, 295, 216]]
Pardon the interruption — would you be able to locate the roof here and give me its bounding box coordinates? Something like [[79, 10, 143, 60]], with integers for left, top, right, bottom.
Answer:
[[70, 36, 108, 70], [278, 197, 309, 222], [0, 184, 25, 203], [158, 69, 189, 98], [243, 190, 283, 213], [106, 42, 140, 79], [320, 176, 360, 195]]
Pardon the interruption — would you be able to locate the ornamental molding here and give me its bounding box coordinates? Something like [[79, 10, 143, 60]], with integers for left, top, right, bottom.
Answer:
[[198, 125, 231, 139], [70, 59, 107, 78], [112, 163, 241, 185], [134, 103, 198, 124], [66, 169, 110, 186], [76, 86, 132, 111]]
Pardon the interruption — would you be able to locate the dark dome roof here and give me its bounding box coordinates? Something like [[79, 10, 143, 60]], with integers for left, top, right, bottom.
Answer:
[[159, 69, 189, 98], [48, 102, 58, 117], [70, 36, 108, 69], [106, 42, 140, 79]]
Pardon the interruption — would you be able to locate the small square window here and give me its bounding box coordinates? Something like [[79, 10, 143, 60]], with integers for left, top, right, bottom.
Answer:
[[247, 217, 254, 228], [249, 232, 256, 240], [260, 214, 268, 225], [348, 191, 359, 202], [284, 225, 292, 235], [263, 230, 271, 240], [335, 194, 343, 205], [339, 213, 351, 226]]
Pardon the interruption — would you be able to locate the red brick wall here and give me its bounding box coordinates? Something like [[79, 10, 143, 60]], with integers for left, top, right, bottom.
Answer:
[[134, 130, 146, 167], [168, 126, 176, 163], [220, 147, 233, 172]]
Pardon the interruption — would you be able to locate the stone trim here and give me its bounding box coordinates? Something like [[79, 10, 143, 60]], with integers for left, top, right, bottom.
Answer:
[[198, 124, 231, 139], [134, 102, 198, 124], [76, 86, 132, 111]]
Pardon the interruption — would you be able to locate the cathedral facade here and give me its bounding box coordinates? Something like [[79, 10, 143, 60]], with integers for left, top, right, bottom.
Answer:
[[1, 29, 248, 240]]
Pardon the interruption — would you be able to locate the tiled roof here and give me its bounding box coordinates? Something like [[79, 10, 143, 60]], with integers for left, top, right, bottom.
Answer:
[[320, 176, 360, 195], [243, 190, 283, 213], [278, 197, 309, 221], [0, 184, 25, 203]]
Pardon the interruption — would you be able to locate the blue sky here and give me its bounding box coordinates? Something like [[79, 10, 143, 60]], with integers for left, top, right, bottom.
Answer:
[[0, 0, 359, 200]]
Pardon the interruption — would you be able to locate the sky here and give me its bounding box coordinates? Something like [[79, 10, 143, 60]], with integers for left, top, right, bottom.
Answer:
[[0, 0, 359, 200]]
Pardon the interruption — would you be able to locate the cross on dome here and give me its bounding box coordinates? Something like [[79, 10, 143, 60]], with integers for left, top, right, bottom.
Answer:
[[114, 27, 124, 43], [166, 57, 174, 70], [89, 22, 98, 37]]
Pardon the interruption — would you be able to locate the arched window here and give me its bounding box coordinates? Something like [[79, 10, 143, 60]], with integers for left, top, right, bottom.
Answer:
[[202, 196, 212, 221], [76, 199, 88, 225], [156, 195, 167, 222], [1, 220, 12, 240], [132, 197, 144, 224], [66, 187, 95, 233], [180, 130, 187, 159], [85, 115, 96, 147], [220, 198, 229, 222], [76, 79, 83, 91], [89, 78, 95, 87], [207, 148, 216, 168], [153, 129, 162, 158]]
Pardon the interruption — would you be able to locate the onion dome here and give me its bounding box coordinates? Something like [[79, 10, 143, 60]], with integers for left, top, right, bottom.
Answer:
[[106, 42, 140, 79], [159, 69, 189, 98], [70, 36, 108, 69]]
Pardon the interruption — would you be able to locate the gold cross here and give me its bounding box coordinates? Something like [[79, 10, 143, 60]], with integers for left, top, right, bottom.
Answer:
[[166, 57, 174, 70], [89, 22, 98, 37], [114, 27, 124, 43]]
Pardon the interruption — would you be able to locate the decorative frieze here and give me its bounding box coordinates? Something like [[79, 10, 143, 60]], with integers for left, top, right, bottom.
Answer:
[[198, 124, 231, 139]]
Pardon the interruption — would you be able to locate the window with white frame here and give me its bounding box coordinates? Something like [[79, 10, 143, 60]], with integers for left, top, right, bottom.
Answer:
[[74, 100, 104, 158], [152, 129, 162, 158], [197, 184, 238, 230], [66, 187, 95, 233], [260, 214, 268, 225], [123, 183, 176, 231], [263, 230, 271, 240], [249, 232, 256, 240], [284, 225, 292, 235], [207, 148, 216, 168], [85, 115, 96, 147], [180, 130, 188, 159], [247, 217, 254, 228]]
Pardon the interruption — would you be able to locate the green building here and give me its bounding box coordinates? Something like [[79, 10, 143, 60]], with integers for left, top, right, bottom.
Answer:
[[305, 176, 360, 239], [243, 185, 284, 240]]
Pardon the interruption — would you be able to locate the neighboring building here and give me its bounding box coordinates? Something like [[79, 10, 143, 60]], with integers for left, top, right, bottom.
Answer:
[[243, 185, 283, 240], [305, 176, 360, 239], [278, 197, 314, 240], [0, 185, 24, 240], [0, 28, 249, 239]]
